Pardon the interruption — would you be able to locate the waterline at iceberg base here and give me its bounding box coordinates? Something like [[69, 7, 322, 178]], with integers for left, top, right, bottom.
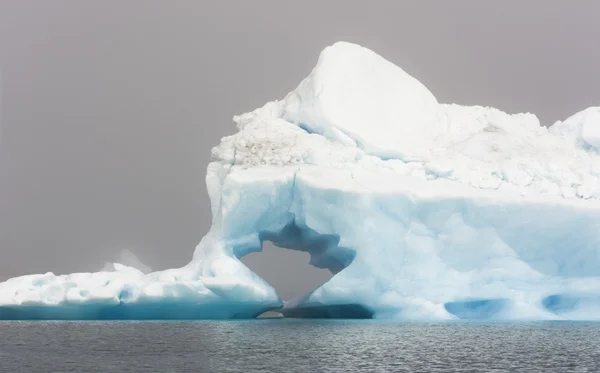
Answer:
[[2, 42, 600, 320]]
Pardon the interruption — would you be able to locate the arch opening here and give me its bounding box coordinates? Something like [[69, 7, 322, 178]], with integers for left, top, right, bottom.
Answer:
[[240, 222, 371, 319], [241, 241, 333, 303]]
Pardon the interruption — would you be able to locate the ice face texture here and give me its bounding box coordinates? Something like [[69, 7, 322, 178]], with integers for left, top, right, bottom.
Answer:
[[2, 42, 600, 320]]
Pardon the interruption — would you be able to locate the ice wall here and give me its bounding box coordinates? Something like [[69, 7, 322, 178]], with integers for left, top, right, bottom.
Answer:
[[1, 42, 600, 320]]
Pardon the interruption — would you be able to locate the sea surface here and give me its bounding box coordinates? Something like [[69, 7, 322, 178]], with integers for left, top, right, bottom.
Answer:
[[1, 320, 599, 372]]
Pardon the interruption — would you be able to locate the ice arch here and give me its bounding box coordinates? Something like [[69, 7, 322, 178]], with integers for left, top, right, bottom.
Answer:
[[197, 163, 600, 320], [239, 223, 374, 318]]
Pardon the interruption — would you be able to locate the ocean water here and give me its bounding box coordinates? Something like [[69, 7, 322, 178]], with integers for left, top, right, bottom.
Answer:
[[1, 320, 599, 372]]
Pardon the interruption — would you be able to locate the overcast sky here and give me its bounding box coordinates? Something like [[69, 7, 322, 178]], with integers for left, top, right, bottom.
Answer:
[[1, 1, 599, 299]]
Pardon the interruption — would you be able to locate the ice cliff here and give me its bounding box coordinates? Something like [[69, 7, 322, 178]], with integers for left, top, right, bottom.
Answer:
[[1, 42, 600, 320]]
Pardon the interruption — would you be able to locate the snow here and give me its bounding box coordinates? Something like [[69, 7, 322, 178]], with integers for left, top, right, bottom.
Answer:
[[2, 41, 600, 320], [582, 109, 600, 148], [102, 249, 152, 274], [553, 107, 600, 149], [281, 42, 442, 160]]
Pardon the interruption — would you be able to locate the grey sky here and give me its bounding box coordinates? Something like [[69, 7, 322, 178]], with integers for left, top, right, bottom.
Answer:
[[1, 1, 599, 299]]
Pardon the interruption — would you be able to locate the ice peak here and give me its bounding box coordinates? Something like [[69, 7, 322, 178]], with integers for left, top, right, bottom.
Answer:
[[281, 41, 442, 160]]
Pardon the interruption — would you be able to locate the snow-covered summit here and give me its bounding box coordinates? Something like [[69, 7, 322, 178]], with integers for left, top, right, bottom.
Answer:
[[282, 41, 442, 159], [213, 42, 600, 200], [1, 42, 600, 320]]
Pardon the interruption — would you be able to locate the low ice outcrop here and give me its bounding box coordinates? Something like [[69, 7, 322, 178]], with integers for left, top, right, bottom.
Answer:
[[1, 41, 600, 320]]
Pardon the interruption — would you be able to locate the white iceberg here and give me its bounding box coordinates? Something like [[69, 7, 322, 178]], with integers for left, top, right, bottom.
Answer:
[[2, 42, 600, 320]]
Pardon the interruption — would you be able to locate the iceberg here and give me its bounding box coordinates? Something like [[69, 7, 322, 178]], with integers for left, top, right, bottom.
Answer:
[[2, 42, 600, 320]]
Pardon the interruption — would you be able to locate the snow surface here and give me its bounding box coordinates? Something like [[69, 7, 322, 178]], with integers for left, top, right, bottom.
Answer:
[[2, 41, 600, 320]]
